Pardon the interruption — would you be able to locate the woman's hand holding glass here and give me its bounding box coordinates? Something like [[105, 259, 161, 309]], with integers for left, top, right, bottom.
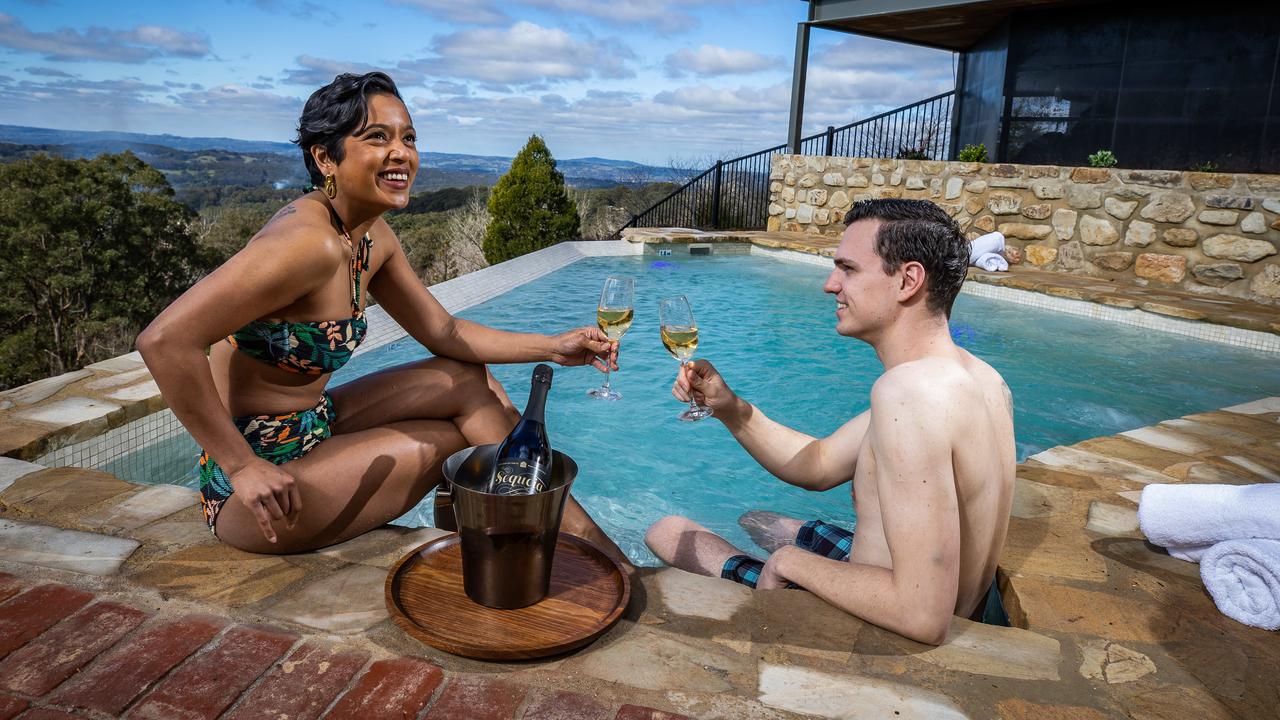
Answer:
[[548, 327, 616, 371]]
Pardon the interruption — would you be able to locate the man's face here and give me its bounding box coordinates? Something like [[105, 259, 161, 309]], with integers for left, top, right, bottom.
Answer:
[[823, 219, 897, 339]]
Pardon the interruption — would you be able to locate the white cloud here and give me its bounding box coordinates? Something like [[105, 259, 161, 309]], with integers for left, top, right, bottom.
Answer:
[[0, 13, 211, 63], [578, 89, 640, 109], [402, 21, 635, 85], [0, 76, 292, 137], [402, 80, 787, 163], [654, 83, 785, 114], [802, 69, 952, 130], [170, 84, 302, 115], [390, 0, 507, 25], [817, 35, 954, 78], [23, 66, 75, 77], [664, 44, 781, 77], [790, 35, 954, 130], [429, 80, 469, 96], [280, 55, 424, 89], [238, 0, 338, 24], [516, 0, 734, 34]]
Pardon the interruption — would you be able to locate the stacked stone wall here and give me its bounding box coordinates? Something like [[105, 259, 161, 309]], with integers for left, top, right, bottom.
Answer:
[[767, 156, 1280, 304]]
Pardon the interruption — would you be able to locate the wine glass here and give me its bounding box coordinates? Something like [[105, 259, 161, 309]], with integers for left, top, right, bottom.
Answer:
[[587, 276, 633, 401], [659, 295, 712, 421]]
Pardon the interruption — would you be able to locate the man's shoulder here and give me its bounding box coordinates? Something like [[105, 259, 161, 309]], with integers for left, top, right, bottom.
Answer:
[[873, 357, 967, 397], [870, 358, 990, 428]]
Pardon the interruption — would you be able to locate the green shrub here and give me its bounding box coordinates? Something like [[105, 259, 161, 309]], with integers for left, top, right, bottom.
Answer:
[[896, 146, 930, 160], [1088, 150, 1118, 168], [0, 152, 215, 389], [957, 143, 988, 163], [1190, 160, 1218, 173], [483, 135, 580, 265]]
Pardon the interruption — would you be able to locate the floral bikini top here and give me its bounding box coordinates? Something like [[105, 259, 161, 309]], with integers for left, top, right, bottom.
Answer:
[[227, 208, 373, 375]]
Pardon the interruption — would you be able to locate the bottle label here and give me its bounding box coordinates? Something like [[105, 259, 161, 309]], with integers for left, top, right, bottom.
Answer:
[[490, 459, 549, 495]]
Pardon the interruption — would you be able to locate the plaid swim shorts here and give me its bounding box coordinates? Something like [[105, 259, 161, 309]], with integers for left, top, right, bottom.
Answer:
[[719, 517, 1011, 626], [721, 519, 853, 589]]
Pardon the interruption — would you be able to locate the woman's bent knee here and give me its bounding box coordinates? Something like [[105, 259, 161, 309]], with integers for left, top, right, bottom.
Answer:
[[433, 357, 488, 386]]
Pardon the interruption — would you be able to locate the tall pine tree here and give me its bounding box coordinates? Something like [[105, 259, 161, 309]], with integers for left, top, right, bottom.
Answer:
[[483, 135, 579, 264]]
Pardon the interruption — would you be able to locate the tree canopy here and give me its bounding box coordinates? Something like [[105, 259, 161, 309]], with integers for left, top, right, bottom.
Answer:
[[483, 135, 579, 264], [0, 152, 215, 389]]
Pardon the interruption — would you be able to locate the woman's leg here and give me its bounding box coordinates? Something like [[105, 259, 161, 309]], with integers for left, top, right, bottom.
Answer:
[[215, 419, 468, 553], [328, 357, 517, 443], [328, 357, 630, 566]]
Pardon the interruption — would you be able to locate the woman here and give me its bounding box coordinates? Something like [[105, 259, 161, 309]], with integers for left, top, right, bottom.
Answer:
[[139, 72, 622, 558]]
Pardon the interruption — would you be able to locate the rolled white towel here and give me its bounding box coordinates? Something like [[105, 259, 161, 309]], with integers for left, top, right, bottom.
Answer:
[[1138, 483, 1280, 550], [1168, 544, 1212, 563], [1200, 539, 1280, 631], [968, 231, 1004, 263], [974, 252, 1008, 272]]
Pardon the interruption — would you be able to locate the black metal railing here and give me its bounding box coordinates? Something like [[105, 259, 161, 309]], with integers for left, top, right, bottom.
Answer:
[[621, 91, 954, 233]]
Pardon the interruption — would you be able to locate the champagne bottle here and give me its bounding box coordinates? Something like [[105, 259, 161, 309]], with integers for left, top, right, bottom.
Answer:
[[486, 364, 554, 495]]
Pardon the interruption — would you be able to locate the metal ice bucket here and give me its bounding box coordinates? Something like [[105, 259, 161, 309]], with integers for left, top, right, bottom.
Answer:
[[441, 444, 578, 609]]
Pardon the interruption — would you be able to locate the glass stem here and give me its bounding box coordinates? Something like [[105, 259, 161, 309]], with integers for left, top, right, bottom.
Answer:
[[682, 360, 698, 410], [602, 366, 612, 390]]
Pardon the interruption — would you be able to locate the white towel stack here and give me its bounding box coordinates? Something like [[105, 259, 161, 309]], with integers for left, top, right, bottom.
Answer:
[[1200, 539, 1280, 631], [1138, 483, 1280, 630], [968, 231, 1008, 272]]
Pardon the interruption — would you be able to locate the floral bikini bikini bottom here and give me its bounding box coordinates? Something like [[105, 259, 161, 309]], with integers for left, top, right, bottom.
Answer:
[[197, 392, 336, 534]]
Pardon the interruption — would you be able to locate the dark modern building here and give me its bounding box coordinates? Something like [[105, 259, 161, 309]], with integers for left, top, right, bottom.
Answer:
[[790, 1, 1280, 173]]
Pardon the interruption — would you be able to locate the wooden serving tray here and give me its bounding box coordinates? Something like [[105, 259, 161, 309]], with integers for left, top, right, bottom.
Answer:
[[385, 532, 630, 660]]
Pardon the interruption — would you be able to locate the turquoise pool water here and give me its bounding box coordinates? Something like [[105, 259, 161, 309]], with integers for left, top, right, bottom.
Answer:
[[112, 254, 1280, 564]]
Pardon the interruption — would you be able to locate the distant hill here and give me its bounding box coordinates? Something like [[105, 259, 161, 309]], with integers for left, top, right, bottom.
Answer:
[[0, 124, 677, 190]]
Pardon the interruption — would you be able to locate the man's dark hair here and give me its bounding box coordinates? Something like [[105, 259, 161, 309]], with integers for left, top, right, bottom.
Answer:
[[294, 72, 403, 187], [842, 199, 969, 318]]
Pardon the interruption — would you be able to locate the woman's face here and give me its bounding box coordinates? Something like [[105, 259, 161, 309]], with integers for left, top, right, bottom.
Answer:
[[333, 92, 419, 211]]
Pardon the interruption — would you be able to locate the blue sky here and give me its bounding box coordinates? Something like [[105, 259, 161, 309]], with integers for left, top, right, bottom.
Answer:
[[0, 0, 954, 165]]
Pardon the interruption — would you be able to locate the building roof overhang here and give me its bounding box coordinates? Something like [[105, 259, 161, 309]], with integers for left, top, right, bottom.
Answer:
[[802, 0, 1102, 51]]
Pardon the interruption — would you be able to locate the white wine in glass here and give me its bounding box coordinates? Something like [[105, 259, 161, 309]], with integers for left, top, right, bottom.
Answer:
[[588, 276, 633, 401], [660, 325, 698, 361], [659, 296, 712, 421], [597, 308, 634, 339]]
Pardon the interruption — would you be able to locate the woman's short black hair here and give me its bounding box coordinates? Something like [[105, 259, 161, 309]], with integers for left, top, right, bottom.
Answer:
[[294, 72, 403, 187]]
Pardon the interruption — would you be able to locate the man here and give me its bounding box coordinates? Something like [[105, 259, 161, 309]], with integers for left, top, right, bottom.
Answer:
[[644, 199, 1015, 645]]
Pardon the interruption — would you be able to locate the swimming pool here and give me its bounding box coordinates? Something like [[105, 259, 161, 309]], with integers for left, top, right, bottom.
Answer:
[[109, 254, 1280, 564]]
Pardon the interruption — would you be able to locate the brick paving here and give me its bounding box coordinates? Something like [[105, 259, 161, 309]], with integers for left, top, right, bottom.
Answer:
[[0, 574, 687, 720], [48, 615, 227, 716]]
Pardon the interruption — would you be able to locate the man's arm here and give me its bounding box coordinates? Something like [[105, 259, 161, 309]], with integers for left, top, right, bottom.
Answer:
[[724, 402, 869, 492], [676, 360, 867, 491], [759, 374, 961, 645]]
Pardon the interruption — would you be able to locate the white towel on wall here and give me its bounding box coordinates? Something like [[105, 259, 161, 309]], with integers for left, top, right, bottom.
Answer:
[[974, 252, 1008, 272], [968, 231, 1005, 263], [1200, 539, 1280, 631], [1138, 483, 1280, 551]]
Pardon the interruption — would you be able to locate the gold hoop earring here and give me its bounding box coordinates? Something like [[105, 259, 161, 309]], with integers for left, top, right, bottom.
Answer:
[[323, 174, 337, 199]]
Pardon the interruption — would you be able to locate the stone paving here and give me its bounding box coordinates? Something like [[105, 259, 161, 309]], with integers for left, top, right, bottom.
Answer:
[[1, 235, 1279, 718], [2, 396, 1279, 718]]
